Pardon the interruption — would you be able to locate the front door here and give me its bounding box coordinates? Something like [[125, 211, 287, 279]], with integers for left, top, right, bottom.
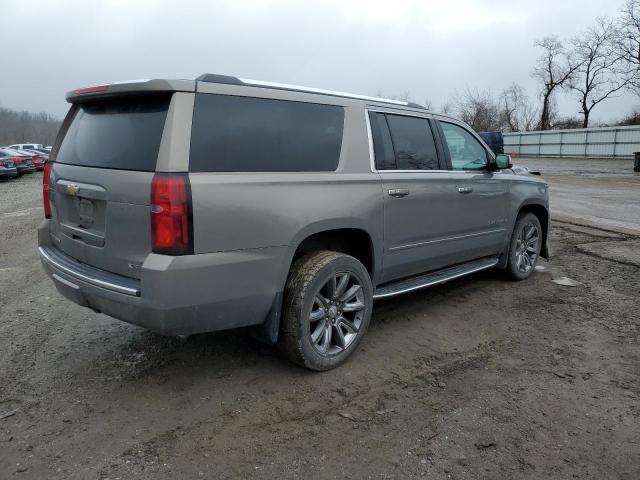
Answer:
[[431, 120, 511, 265]]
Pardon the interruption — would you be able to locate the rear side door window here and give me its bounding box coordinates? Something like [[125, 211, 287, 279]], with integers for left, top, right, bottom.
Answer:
[[439, 122, 488, 171], [385, 114, 440, 170]]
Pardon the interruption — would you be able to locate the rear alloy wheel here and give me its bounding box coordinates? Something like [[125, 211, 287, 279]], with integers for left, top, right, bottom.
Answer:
[[507, 213, 542, 280], [279, 251, 373, 371]]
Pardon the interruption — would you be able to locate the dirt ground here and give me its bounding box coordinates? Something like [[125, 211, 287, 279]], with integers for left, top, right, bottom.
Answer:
[[1, 167, 639, 479]]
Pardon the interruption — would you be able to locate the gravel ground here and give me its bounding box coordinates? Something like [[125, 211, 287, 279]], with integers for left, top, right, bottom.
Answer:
[[0, 170, 639, 479], [516, 157, 640, 235]]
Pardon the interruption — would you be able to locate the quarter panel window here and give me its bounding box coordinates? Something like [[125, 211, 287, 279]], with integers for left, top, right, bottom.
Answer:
[[440, 122, 488, 171], [386, 114, 439, 170], [368, 112, 396, 170], [190, 94, 344, 172]]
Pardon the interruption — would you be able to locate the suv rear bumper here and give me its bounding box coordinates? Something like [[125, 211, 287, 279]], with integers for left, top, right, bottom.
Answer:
[[38, 221, 286, 336]]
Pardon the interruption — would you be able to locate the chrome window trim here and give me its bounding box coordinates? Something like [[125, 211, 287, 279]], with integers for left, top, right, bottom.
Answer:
[[365, 107, 449, 174]]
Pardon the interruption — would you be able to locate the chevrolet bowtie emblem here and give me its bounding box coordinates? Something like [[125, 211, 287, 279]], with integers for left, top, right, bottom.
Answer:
[[66, 184, 80, 196]]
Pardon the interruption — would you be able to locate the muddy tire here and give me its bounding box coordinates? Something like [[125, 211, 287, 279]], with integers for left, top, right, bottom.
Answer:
[[278, 251, 373, 371], [507, 212, 542, 281]]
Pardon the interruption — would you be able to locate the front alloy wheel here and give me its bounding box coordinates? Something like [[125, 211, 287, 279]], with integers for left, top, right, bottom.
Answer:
[[507, 212, 542, 280], [515, 222, 540, 274]]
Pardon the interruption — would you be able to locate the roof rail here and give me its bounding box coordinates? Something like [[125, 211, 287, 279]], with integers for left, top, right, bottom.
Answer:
[[196, 73, 426, 109]]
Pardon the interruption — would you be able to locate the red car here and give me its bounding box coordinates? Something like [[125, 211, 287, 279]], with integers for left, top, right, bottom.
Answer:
[[16, 149, 47, 171], [0, 148, 36, 176]]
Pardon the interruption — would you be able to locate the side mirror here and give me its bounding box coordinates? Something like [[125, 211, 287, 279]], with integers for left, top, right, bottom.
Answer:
[[495, 154, 512, 170]]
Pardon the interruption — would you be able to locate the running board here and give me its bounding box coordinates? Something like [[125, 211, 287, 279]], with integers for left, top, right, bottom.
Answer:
[[373, 256, 500, 299]]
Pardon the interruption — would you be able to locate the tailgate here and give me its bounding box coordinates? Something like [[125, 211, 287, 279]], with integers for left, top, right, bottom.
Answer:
[[48, 94, 172, 279]]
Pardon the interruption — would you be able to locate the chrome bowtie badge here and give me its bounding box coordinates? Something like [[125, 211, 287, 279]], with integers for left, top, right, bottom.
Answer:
[[66, 183, 80, 196]]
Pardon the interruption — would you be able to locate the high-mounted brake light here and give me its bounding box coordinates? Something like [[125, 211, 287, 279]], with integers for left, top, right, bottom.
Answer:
[[43, 161, 53, 219], [73, 84, 110, 95], [150, 173, 193, 255]]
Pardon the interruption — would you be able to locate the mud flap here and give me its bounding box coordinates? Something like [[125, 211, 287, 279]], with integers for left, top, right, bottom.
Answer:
[[250, 291, 283, 345]]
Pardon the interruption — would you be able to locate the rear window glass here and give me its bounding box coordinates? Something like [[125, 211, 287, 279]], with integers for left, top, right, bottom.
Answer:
[[189, 94, 344, 172], [55, 94, 171, 171]]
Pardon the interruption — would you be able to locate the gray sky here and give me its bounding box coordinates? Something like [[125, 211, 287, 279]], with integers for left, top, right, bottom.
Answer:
[[0, 0, 631, 123]]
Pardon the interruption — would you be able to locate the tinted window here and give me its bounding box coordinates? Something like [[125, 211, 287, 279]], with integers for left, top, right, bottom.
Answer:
[[385, 114, 439, 170], [55, 94, 171, 171], [368, 112, 395, 170], [190, 94, 344, 172], [440, 122, 488, 171]]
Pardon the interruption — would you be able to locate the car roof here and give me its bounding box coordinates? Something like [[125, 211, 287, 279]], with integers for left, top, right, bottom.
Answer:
[[0, 148, 27, 156], [65, 73, 466, 124]]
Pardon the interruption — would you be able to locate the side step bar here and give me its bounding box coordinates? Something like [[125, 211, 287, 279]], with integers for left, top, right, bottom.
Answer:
[[373, 256, 499, 299]]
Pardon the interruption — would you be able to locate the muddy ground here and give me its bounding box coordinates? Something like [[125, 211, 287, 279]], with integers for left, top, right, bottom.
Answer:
[[1, 170, 639, 479]]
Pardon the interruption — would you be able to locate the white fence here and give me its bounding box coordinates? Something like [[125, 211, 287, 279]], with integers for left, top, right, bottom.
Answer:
[[503, 125, 640, 159]]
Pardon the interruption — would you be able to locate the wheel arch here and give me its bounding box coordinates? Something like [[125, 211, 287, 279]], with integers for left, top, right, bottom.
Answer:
[[251, 221, 380, 345], [517, 202, 550, 259]]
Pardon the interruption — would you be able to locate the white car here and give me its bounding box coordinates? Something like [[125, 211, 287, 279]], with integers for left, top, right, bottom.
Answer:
[[7, 142, 44, 150]]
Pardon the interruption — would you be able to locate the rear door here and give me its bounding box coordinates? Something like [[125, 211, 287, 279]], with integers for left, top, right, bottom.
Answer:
[[48, 94, 172, 279], [369, 111, 458, 283]]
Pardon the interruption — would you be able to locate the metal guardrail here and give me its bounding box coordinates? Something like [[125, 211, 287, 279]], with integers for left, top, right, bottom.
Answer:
[[503, 125, 640, 159]]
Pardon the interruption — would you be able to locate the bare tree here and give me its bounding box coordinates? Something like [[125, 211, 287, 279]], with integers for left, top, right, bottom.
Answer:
[[375, 90, 412, 102], [0, 104, 61, 145], [439, 100, 455, 115], [451, 87, 501, 132], [532, 36, 580, 130], [570, 19, 631, 127], [616, 0, 640, 92], [498, 83, 538, 132]]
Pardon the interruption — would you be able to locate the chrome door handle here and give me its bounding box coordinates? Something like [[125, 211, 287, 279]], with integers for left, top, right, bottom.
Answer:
[[388, 188, 410, 198], [457, 186, 473, 194]]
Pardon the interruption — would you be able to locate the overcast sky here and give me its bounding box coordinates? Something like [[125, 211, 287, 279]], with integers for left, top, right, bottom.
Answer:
[[0, 0, 631, 124]]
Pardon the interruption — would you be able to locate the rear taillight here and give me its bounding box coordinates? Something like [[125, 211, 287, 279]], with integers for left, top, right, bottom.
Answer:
[[43, 162, 53, 219], [150, 173, 193, 255]]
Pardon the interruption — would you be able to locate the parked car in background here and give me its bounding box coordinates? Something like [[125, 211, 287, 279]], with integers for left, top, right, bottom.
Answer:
[[478, 131, 504, 155], [0, 148, 36, 176], [32, 148, 52, 156], [0, 150, 19, 179], [38, 75, 550, 371], [21, 149, 48, 170], [11, 149, 43, 171], [7, 142, 45, 151]]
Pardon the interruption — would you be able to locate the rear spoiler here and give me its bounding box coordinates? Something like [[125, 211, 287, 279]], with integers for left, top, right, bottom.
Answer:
[[66, 79, 196, 103]]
